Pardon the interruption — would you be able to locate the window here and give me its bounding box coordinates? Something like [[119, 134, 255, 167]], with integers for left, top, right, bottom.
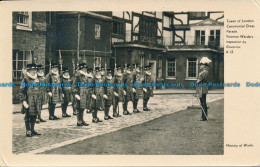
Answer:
[[16, 11, 32, 31], [186, 58, 198, 79], [195, 30, 205, 45], [94, 57, 101, 68], [95, 24, 101, 39], [166, 58, 176, 78], [209, 30, 221, 47], [13, 50, 33, 82], [163, 15, 171, 28], [113, 21, 124, 35], [17, 12, 29, 25]]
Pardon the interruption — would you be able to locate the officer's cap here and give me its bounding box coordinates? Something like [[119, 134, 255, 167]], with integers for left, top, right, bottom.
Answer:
[[79, 63, 87, 70], [37, 64, 44, 70], [63, 67, 69, 73], [27, 63, 37, 70]]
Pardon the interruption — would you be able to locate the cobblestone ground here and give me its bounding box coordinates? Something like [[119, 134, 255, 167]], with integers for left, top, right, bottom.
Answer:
[[12, 94, 224, 154]]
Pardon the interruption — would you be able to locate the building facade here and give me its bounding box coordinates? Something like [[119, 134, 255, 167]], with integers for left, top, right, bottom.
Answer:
[[12, 11, 224, 102]]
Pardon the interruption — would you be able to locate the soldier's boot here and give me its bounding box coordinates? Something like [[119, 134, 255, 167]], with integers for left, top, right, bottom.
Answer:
[[36, 114, 41, 124], [143, 98, 149, 111], [133, 99, 140, 113], [30, 116, 41, 136], [48, 104, 53, 120], [73, 107, 77, 115], [62, 102, 71, 117], [80, 110, 89, 126], [104, 106, 109, 120], [77, 109, 83, 126], [96, 110, 102, 122], [113, 104, 118, 118], [123, 101, 131, 115], [25, 118, 32, 137]]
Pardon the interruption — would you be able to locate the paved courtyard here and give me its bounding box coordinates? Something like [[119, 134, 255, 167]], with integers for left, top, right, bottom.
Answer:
[[12, 94, 224, 154]]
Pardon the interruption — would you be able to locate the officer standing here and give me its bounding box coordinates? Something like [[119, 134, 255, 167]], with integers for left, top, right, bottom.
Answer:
[[123, 64, 133, 115], [61, 67, 72, 117], [36, 65, 47, 123], [46, 63, 64, 120], [196, 57, 211, 121], [143, 65, 153, 111], [92, 67, 104, 123], [103, 69, 114, 120], [132, 64, 144, 113], [20, 64, 41, 137], [72, 63, 90, 126]]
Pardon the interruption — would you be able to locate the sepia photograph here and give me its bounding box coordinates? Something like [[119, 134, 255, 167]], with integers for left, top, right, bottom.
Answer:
[[11, 11, 224, 155]]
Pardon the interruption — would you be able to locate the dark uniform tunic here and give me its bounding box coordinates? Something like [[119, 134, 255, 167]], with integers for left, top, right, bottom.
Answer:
[[124, 72, 134, 102], [72, 72, 95, 110], [143, 73, 154, 99], [20, 76, 40, 116], [38, 75, 48, 107], [113, 73, 125, 104], [104, 76, 114, 106], [134, 72, 144, 99], [93, 75, 104, 109], [61, 76, 73, 103], [46, 72, 63, 104]]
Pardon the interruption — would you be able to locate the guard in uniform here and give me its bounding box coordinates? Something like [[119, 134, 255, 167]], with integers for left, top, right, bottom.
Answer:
[[123, 64, 133, 115], [36, 65, 47, 123], [196, 57, 211, 121], [71, 67, 79, 115], [132, 64, 144, 113], [92, 67, 104, 123], [20, 64, 41, 137], [103, 69, 114, 120], [113, 66, 126, 117], [143, 65, 154, 111], [46, 63, 64, 120], [72, 63, 90, 126], [61, 67, 72, 117]]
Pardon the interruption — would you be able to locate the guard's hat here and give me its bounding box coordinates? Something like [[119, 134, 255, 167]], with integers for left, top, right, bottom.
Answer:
[[51, 63, 59, 68], [79, 63, 87, 70], [37, 64, 44, 70], [199, 57, 212, 66], [101, 67, 105, 71], [107, 69, 112, 74], [27, 63, 37, 70], [116, 65, 121, 70], [87, 68, 93, 73], [63, 67, 69, 73], [95, 67, 100, 72]]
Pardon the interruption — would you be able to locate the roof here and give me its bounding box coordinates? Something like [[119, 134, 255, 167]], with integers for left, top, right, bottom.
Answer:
[[190, 18, 224, 26]]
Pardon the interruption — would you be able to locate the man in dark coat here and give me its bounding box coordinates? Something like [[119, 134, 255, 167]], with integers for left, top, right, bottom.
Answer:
[[71, 67, 79, 115], [123, 64, 133, 115], [61, 67, 72, 117], [46, 63, 64, 120], [103, 69, 114, 120], [36, 64, 47, 123], [143, 65, 154, 111], [20, 64, 41, 137], [132, 64, 144, 113], [113, 66, 125, 117], [72, 63, 90, 126]]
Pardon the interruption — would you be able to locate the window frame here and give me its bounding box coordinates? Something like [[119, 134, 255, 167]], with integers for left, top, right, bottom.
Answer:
[[13, 50, 33, 82], [195, 30, 206, 45], [185, 58, 198, 80], [166, 58, 176, 79], [16, 11, 32, 31], [95, 24, 101, 39]]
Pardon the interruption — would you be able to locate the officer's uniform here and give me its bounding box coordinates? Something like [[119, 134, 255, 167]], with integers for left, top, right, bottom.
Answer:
[[113, 66, 125, 117], [46, 63, 64, 120], [196, 57, 211, 121], [103, 69, 114, 120], [123, 64, 133, 115], [36, 65, 47, 123], [133, 64, 144, 113], [72, 63, 90, 126], [143, 66, 154, 111], [61, 67, 72, 118], [20, 64, 41, 137]]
